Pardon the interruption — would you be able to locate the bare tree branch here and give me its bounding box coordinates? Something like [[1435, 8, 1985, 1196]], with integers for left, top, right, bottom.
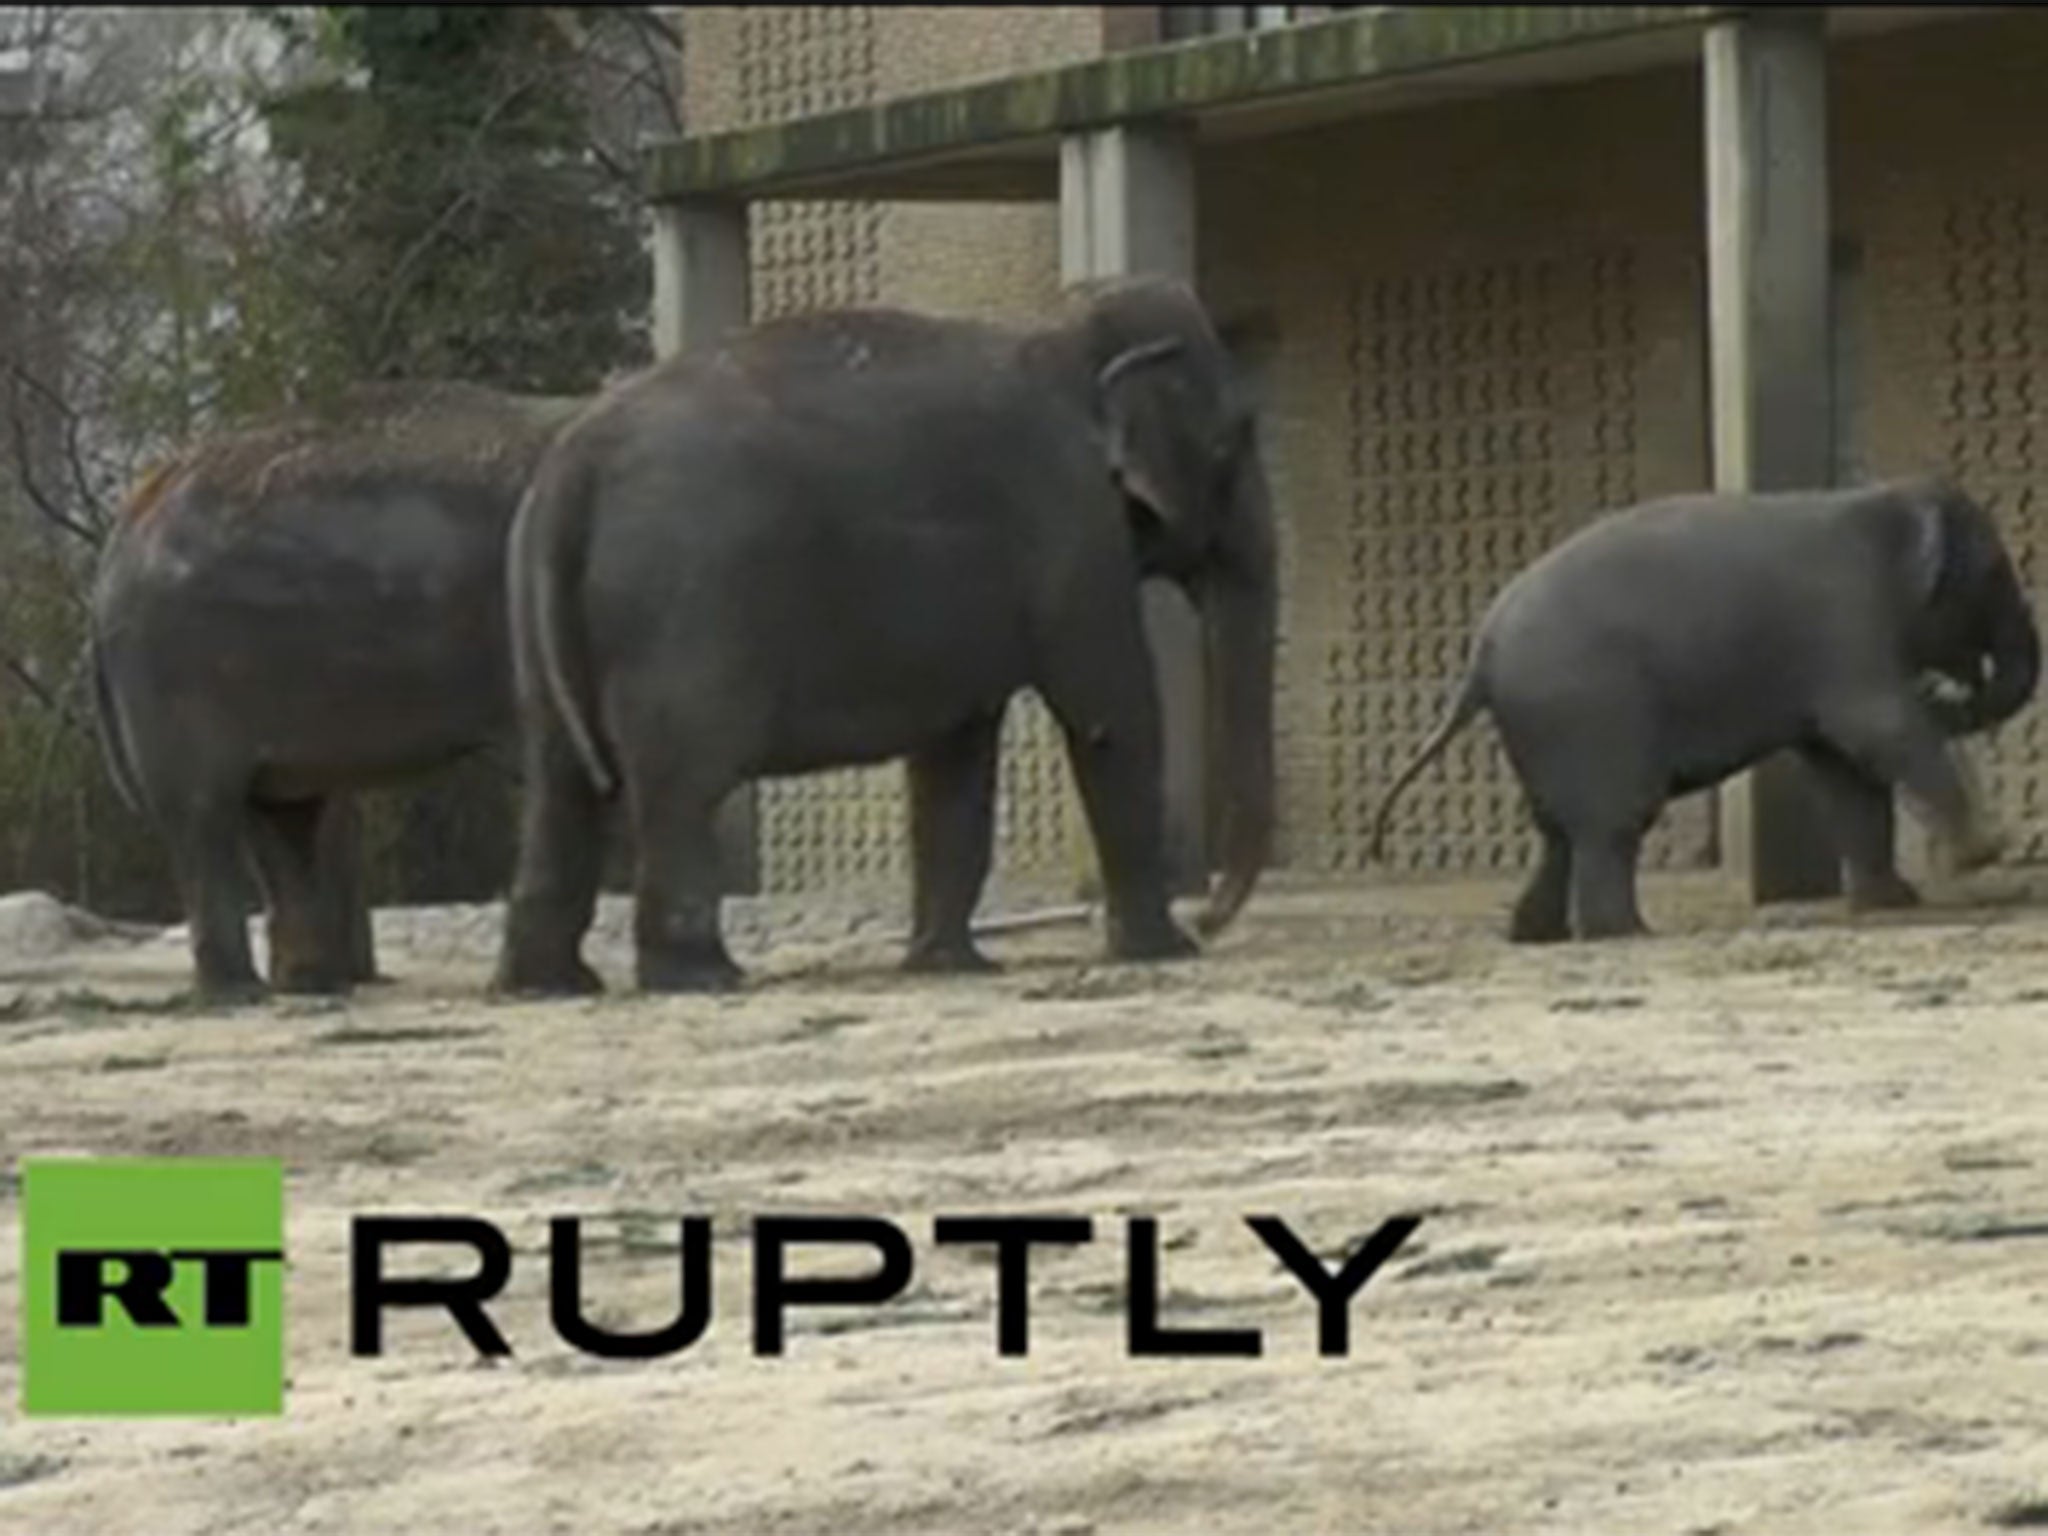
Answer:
[[1, 651, 63, 716], [620, 8, 685, 138], [7, 357, 110, 532], [1, 378, 102, 549], [360, 62, 550, 371]]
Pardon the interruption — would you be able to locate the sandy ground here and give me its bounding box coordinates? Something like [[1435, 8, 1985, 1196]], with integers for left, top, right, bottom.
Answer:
[[4, 868, 2048, 1534]]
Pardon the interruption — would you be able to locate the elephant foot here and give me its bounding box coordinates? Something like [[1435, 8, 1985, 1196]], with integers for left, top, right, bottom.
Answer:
[[902, 936, 1001, 976], [1574, 918, 1652, 943], [491, 949, 605, 999], [1106, 914, 1200, 964], [1508, 905, 1570, 944], [1847, 873, 1921, 913], [194, 973, 271, 1009], [270, 943, 353, 997], [637, 941, 744, 995], [271, 965, 352, 998]]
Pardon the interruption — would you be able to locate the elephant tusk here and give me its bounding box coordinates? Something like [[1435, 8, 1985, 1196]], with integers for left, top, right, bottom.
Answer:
[[875, 904, 1100, 950], [966, 903, 1099, 938]]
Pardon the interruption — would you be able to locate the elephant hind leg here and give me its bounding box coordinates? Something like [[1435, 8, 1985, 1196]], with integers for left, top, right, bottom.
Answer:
[[904, 711, 1004, 975], [495, 721, 609, 998], [1798, 743, 1916, 911], [1495, 695, 1660, 943], [1509, 818, 1572, 943], [249, 798, 349, 995], [628, 783, 743, 994], [1569, 826, 1651, 940], [170, 790, 266, 1003], [613, 713, 744, 995]]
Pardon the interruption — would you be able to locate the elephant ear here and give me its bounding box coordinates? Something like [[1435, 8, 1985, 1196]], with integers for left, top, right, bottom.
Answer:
[[1097, 337, 1189, 532]]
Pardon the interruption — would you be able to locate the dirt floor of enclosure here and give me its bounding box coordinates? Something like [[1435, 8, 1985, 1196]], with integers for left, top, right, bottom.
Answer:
[[5, 867, 2048, 1535]]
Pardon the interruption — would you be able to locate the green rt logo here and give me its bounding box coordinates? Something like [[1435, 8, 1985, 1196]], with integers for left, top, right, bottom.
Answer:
[[22, 1157, 285, 1417]]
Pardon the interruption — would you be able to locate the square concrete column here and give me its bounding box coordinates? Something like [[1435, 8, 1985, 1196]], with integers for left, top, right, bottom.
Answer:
[[651, 196, 760, 894], [1060, 123, 1195, 281], [1704, 8, 1848, 903], [1059, 123, 1209, 896], [652, 197, 750, 356]]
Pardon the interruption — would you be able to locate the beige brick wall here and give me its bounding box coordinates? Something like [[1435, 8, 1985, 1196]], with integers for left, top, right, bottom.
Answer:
[[1201, 65, 1713, 879], [872, 6, 1101, 93], [677, 6, 1100, 323], [872, 7, 1098, 325]]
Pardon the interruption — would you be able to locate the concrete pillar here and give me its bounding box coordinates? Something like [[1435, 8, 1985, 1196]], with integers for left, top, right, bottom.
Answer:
[[1059, 124, 1195, 281], [651, 197, 760, 894], [1703, 8, 1847, 903], [652, 198, 750, 356], [1059, 123, 1208, 895]]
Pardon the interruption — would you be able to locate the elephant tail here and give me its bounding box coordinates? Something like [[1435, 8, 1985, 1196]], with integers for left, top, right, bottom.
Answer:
[[514, 446, 619, 799], [89, 460, 190, 819], [1367, 648, 1489, 863], [87, 621, 146, 817]]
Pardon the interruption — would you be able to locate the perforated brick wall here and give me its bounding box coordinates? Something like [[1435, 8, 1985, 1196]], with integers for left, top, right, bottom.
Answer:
[[1837, 11, 2048, 864], [1199, 65, 1714, 878]]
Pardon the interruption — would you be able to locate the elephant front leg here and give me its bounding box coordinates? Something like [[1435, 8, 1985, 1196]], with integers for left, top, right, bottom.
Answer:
[[494, 724, 608, 997], [1796, 744, 1918, 911], [1822, 694, 2003, 873], [1040, 658, 1197, 965], [904, 712, 1004, 974]]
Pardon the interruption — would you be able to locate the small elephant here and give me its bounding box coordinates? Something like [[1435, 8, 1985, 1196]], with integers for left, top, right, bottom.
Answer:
[[493, 277, 1278, 995], [90, 381, 587, 998], [1369, 478, 2041, 941]]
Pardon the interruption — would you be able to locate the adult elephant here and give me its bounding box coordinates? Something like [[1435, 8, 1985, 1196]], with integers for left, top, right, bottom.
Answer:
[[90, 382, 587, 999], [1369, 478, 2041, 941], [493, 277, 1277, 995]]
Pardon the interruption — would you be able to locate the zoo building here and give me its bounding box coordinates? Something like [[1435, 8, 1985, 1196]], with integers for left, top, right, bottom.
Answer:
[[647, 4, 2043, 908]]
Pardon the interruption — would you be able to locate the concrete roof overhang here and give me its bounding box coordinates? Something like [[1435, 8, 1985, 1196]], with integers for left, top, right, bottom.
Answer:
[[640, 4, 1996, 206]]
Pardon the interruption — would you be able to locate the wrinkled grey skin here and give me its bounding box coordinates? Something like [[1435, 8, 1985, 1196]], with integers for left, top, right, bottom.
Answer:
[[90, 383, 586, 999], [493, 278, 1278, 995], [1370, 478, 2041, 941]]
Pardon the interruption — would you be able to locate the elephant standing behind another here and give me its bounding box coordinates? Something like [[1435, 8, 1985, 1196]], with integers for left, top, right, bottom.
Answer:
[[90, 382, 587, 998], [493, 277, 1278, 995]]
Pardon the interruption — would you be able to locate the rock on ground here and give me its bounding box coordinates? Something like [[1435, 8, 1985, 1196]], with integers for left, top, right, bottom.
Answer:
[[0, 890, 160, 962]]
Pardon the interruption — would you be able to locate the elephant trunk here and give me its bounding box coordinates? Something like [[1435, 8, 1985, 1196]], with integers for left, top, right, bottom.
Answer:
[[1195, 445, 1278, 939], [1969, 568, 2042, 732]]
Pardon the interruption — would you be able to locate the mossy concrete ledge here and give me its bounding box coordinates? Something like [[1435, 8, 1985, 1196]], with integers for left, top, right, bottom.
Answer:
[[642, 4, 1731, 202]]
